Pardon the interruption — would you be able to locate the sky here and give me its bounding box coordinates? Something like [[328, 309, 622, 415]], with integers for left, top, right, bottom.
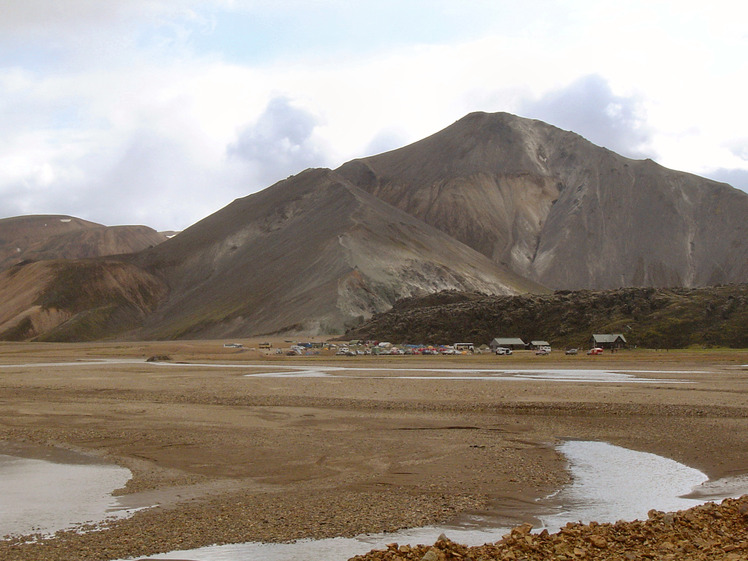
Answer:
[[1, 0, 746, 231]]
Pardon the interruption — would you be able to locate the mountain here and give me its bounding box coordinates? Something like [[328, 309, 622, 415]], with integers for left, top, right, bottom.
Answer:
[[0, 259, 168, 341], [1, 112, 746, 341], [0, 215, 167, 271], [130, 168, 539, 338], [338, 112, 748, 289]]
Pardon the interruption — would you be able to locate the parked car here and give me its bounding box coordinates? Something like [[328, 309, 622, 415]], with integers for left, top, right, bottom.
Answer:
[[587, 347, 604, 355], [535, 348, 550, 355], [495, 347, 512, 355], [565, 348, 578, 355]]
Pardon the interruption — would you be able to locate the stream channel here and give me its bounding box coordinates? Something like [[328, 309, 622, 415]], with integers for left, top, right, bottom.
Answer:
[[1, 362, 744, 560], [2, 440, 746, 561]]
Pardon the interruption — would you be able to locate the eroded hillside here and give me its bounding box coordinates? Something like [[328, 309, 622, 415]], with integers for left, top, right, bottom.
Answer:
[[339, 112, 748, 289]]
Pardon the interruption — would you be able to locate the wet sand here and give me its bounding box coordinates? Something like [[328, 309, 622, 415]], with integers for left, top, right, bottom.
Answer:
[[0, 341, 746, 560]]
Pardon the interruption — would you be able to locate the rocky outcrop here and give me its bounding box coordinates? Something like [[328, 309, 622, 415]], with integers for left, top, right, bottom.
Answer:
[[345, 285, 748, 349], [351, 496, 748, 560]]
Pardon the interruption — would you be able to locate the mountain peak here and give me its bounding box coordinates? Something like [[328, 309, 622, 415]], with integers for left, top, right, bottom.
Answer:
[[0, 112, 745, 341], [339, 111, 748, 290]]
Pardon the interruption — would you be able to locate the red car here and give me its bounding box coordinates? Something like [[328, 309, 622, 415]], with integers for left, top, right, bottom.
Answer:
[[587, 347, 604, 355]]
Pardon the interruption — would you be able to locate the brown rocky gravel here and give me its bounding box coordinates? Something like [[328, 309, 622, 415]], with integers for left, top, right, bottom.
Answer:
[[0, 489, 486, 561], [1, 345, 745, 560], [351, 496, 748, 561]]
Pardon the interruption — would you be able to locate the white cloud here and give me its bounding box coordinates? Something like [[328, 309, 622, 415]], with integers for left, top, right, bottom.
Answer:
[[0, 0, 746, 232], [228, 96, 330, 185], [703, 169, 748, 193], [519, 75, 653, 158], [364, 128, 411, 156], [0, 0, 204, 36]]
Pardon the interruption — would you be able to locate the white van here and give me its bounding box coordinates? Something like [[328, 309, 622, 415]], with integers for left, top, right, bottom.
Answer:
[[495, 347, 512, 355]]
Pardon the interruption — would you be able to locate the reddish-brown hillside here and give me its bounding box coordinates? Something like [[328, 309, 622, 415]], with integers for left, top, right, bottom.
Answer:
[[0, 259, 168, 341], [0, 215, 167, 271]]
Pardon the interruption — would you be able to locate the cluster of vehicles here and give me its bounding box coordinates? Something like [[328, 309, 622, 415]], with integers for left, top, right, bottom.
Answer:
[[494, 346, 606, 356], [495, 345, 553, 356], [336, 344, 473, 356], [274, 341, 611, 357]]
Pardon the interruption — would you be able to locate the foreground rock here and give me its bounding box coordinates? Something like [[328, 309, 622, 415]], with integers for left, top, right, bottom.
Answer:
[[351, 496, 748, 561]]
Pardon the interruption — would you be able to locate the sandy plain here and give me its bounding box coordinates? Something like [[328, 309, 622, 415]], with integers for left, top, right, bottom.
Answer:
[[0, 341, 746, 561]]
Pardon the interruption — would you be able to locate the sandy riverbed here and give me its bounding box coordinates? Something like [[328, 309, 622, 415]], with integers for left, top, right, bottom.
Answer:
[[0, 341, 746, 560]]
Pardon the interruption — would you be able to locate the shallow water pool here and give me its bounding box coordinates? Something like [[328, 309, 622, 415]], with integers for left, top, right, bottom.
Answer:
[[242, 365, 694, 383], [539, 440, 709, 529], [116, 440, 746, 561], [0, 448, 134, 538]]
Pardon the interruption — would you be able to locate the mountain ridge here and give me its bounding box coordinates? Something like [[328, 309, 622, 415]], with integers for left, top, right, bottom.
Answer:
[[0, 111, 746, 341], [132, 167, 537, 338], [0, 214, 168, 272]]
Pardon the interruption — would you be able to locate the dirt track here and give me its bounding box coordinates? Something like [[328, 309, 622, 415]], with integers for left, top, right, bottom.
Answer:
[[0, 341, 746, 560]]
